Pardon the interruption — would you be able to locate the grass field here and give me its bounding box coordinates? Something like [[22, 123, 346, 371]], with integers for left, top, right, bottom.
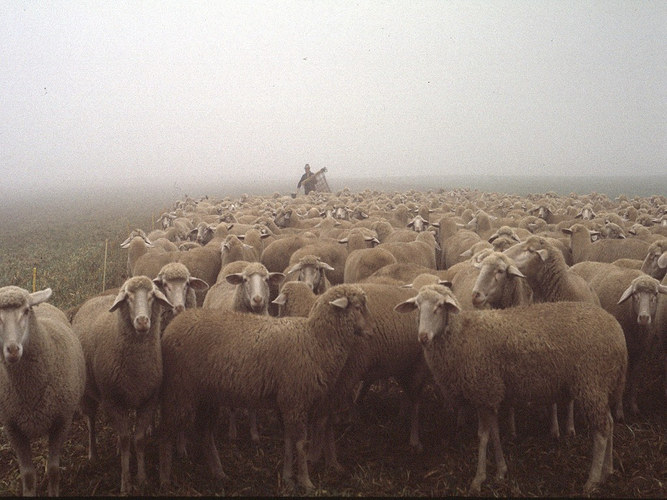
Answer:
[[0, 177, 664, 497]]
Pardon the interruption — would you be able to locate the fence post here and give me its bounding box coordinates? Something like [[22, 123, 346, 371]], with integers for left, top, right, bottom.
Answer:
[[32, 267, 37, 292], [102, 239, 108, 292]]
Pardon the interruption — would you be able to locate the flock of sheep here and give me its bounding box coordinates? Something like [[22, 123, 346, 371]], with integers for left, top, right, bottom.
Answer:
[[1, 185, 666, 496]]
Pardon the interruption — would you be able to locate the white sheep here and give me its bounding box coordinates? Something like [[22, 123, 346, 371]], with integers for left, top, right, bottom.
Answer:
[[307, 283, 429, 473], [285, 254, 334, 294], [158, 284, 375, 492], [395, 285, 627, 495], [571, 262, 667, 418], [152, 262, 209, 334], [71, 276, 173, 494], [0, 286, 86, 496], [272, 280, 317, 317], [563, 223, 650, 264]]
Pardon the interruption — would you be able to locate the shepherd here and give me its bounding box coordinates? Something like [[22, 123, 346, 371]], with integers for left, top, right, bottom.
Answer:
[[297, 164, 315, 194]]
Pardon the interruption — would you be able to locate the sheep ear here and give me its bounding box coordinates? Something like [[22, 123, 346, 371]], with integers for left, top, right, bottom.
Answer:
[[226, 273, 245, 285], [188, 277, 210, 292], [658, 253, 667, 269], [268, 272, 286, 286], [394, 297, 418, 313], [338, 238, 349, 244], [329, 296, 349, 309], [617, 284, 634, 304], [319, 262, 335, 272], [658, 284, 667, 295], [431, 222, 440, 228], [460, 249, 473, 259], [109, 289, 128, 312], [286, 263, 303, 274], [260, 232, 271, 239], [488, 233, 499, 243], [401, 283, 414, 289], [507, 265, 526, 278], [237, 234, 245, 240], [561, 228, 573, 235], [153, 287, 174, 310], [242, 243, 254, 250], [438, 280, 453, 288], [120, 237, 132, 248], [536, 249, 549, 261], [442, 294, 462, 313], [28, 288, 52, 307], [272, 293, 287, 305]]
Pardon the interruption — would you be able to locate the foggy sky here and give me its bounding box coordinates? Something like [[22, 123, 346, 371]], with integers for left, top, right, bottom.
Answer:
[[1, 0, 665, 197]]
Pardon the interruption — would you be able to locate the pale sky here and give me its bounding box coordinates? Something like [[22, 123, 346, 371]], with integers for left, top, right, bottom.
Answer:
[[1, 0, 665, 196]]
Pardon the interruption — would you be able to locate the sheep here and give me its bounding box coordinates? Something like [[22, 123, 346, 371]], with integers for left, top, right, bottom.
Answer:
[[188, 221, 216, 246], [260, 233, 318, 274], [285, 254, 334, 294], [202, 261, 285, 442], [407, 214, 429, 232], [503, 236, 600, 435], [307, 283, 431, 472], [152, 262, 210, 334], [364, 262, 448, 286], [0, 286, 86, 496], [71, 276, 173, 494], [203, 261, 284, 315], [395, 285, 627, 495], [272, 280, 317, 317], [570, 262, 667, 418], [639, 239, 667, 280], [288, 241, 348, 285], [220, 234, 259, 269], [377, 233, 437, 269], [133, 245, 221, 306], [504, 235, 600, 305], [120, 229, 153, 276], [563, 223, 650, 264], [471, 252, 533, 310], [157, 284, 375, 492], [344, 246, 398, 283]]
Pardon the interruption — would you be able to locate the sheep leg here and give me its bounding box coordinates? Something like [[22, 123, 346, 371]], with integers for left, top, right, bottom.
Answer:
[[549, 403, 560, 439], [282, 422, 295, 487], [5, 424, 36, 496], [307, 414, 327, 464], [106, 407, 132, 495], [199, 410, 225, 479], [490, 411, 507, 481], [470, 409, 491, 494], [601, 412, 614, 481], [135, 402, 157, 488], [228, 407, 239, 441], [294, 419, 314, 491], [408, 397, 423, 452], [249, 410, 260, 444], [81, 395, 99, 461], [508, 406, 517, 439], [47, 415, 71, 497], [158, 435, 173, 488], [323, 417, 343, 473], [565, 399, 576, 437], [583, 429, 608, 494]]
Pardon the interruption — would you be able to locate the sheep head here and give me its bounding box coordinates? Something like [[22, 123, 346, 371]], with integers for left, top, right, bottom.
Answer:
[[0, 286, 52, 364]]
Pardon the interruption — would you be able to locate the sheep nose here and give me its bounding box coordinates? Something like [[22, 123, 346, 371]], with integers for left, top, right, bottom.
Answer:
[[418, 331, 430, 346], [4, 344, 22, 363], [637, 313, 651, 326], [471, 291, 486, 307], [174, 304, 185, 314], [135, 316, 150, 332]]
